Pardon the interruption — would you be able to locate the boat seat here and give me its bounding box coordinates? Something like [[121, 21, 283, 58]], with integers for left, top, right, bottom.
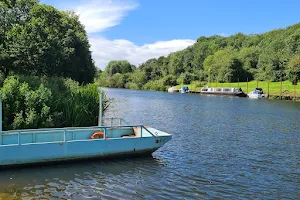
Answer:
[[121, 127, 141, 138]]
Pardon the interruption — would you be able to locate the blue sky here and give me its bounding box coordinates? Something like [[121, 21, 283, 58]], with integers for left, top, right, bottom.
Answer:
[[41, 0, 300, 69]]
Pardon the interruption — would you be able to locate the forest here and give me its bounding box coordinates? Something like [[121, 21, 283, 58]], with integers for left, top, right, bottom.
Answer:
[[0, 0, 105, 131], [97, 23, 300, 91]]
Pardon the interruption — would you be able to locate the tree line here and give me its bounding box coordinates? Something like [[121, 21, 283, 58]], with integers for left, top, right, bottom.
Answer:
[[0, 0, 105, 130], [97, 23, 300, 91], [0, 0, 96, 84]]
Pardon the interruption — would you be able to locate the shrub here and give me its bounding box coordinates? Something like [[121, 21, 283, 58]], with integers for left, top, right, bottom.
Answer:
[[0, 75, 108, 131], [143, 80, 167, 91], [125, 82, 139, 90]]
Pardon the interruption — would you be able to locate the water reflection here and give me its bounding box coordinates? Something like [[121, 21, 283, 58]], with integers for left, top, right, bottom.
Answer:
[[0, 156, 162, 199], [0, 88, 299, 199]]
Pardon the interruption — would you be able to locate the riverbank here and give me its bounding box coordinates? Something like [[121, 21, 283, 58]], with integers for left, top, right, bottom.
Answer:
[[176, 80, 300, 100]]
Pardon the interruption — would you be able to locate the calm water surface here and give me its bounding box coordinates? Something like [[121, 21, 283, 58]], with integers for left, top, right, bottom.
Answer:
[[0, 88, 299, 199]]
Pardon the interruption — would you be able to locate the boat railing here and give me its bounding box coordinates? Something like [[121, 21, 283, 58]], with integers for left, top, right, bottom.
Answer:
[[102, 118, 130, 126], [0, 125, 157, 146]]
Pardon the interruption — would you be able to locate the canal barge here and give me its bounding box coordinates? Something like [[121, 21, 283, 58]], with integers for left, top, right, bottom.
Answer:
[[200, 87, 247, 97], [0, 89, 172, 167]]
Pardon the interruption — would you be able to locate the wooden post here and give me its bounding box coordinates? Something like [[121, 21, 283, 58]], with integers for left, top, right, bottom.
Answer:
[[280, 78, 282, 100], [238, 78, 239, 88], [98, 88, 102, 126], [268, 80, 270, 96], [247, 78, 248, 94], [256, 80, 258, 88], [294, 77, 297, 101]]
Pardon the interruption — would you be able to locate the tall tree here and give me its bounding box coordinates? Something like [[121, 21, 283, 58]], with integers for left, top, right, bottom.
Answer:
[[1, 2, 96, 83]]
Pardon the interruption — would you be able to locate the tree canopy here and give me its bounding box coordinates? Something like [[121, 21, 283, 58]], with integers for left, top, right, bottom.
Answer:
[[97, 22, 300, 91], [0, 0, 95, 83]]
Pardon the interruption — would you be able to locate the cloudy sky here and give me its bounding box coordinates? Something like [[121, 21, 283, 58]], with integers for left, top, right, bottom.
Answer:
[[41, 0, 299, 69]]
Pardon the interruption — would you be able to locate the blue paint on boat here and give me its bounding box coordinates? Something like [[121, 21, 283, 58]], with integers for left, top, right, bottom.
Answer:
[[180, 86, 190, 93], [0, 88, 172, 166], [0, 125, 172, 166]]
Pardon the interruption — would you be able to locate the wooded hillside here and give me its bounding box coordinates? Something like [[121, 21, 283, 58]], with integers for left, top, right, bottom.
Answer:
[[98, 23, 300, 91]]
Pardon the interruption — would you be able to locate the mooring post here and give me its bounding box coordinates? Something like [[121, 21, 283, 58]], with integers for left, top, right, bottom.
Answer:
[[280, 78, 283, 100], [294, 77, 297, 101], [98, 87, 103, 126], [247, 78, 248, 94], [0, 94, 2, 133], [268, 80, 270, 97]]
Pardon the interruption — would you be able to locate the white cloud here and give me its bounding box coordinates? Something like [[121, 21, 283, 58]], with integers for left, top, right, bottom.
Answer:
[[90, 37, 195, 69], [74, 0, 138, 33], [47, 0, 195, 69]]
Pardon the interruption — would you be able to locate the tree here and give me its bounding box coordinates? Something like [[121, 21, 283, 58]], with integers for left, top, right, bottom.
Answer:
[[0, 0, 39, 77], [203, 48, 245, 82], [288, 55, 300, 84], [1, 2, 96, 83], [104, 60, 135, 76]]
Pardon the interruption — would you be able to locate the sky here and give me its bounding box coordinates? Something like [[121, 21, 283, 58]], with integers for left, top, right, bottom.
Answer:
[[41, 0, 300, 69]]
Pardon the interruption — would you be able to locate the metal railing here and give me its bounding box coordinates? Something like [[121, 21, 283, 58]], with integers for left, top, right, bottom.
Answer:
[[0, 124, 156, 146], [102, 118, 130, 126]]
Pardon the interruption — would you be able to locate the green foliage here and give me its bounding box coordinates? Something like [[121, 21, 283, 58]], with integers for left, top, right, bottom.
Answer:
[[288, 55, 300, 84], [0, 75, 107, 130], [0, 1, 96, 83], [110, 73, 127, 88], [101, 22, 300, 91], [104, 60, 135, 76], [176, 72, 196, 85], [162, 74, 177, 86], [142, 79, 166, 91], [203, 48, 246, 82], [124, 82, 139, 90]]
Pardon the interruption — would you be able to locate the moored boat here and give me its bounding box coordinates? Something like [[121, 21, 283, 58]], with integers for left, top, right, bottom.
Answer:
[[200, 87, 247, 97], [179, 86, 190, 93], [248, 88, 268, 99], [167, 86, 179, 93], [0, 89, 172, 167]]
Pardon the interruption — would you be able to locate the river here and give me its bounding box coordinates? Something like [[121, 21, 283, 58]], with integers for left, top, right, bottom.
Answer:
[[0, 88, 299, 199]]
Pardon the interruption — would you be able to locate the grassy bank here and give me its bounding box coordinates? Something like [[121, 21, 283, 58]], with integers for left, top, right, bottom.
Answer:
[[176, 80, 300, 97]]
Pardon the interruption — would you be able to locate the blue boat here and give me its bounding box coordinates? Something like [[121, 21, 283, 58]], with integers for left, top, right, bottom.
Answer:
[[0, 89, 172, 166], [180, 86, 190, 93]]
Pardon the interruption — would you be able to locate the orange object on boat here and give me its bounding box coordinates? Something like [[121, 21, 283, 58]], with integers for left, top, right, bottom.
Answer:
[[90, 132, 108, 139]]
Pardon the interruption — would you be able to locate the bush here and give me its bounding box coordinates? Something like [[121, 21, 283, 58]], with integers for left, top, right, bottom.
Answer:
[[0, 75, 108, 131], [125, 82, 139, 90], [143, 80, 167, 91], [162, 74, 177, 86]]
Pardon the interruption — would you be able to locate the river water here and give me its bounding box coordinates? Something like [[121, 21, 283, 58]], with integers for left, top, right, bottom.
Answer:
[[0, 88, 299, 199]]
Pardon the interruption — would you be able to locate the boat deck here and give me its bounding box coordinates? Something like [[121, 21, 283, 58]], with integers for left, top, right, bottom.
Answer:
[[0, 125, 169, 147]]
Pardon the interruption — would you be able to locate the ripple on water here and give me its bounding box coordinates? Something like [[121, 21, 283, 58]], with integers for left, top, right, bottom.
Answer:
[[0, 89, 299, 199]]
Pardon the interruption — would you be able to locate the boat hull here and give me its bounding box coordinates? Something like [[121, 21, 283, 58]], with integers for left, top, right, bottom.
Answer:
[[248, 94, 268, 99], [0, 126, 172, 166], [200, 92, 247, 97]]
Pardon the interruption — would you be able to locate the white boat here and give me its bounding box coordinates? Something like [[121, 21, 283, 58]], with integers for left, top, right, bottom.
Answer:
[[200, 87, 247, 97], [248, 88, 268, 99], [167, 86, 179, 93]]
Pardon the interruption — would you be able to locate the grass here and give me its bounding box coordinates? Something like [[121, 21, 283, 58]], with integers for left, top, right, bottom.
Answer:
[[176, 80, 300, 97]]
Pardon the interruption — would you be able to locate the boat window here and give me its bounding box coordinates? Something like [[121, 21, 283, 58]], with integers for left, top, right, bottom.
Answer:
[[224, 89, 231, 92], [216, 88, 222, 92], [202, 88, 208, 91]]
